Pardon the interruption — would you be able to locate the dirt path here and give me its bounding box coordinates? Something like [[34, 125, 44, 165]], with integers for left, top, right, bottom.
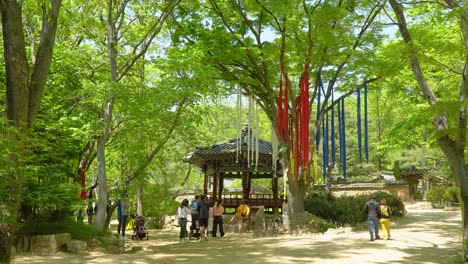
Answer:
[[13, 202, 463, 264]]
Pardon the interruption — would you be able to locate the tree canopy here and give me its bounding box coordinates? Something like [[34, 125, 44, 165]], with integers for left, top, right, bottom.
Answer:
[[1, 0, 468, 262]]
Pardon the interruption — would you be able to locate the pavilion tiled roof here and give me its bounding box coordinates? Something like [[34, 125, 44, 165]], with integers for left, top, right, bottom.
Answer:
[[187, 125, 275, 169], [400, 168, 428, 176]]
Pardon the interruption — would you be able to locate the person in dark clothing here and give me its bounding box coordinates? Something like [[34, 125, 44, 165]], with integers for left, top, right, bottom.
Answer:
[[197, 195, 209, 241], [117, 198, 129, 238], [364, 193, 380, 241], [212, 199, 225, 238], [189, 195, 200, 240]]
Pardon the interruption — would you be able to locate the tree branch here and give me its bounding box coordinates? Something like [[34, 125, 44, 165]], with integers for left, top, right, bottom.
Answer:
[[28, 0, 62, 125], [127, 97, 188, 181], [117, 0, 181, 81]]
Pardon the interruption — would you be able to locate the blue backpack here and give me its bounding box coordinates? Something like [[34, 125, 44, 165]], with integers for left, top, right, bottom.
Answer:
[[190, 201, 198, 215]]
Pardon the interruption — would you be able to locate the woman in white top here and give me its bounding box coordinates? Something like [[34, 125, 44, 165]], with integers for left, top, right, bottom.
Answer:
[[208, 201, 214, 235], [178, 199, 190, 242]]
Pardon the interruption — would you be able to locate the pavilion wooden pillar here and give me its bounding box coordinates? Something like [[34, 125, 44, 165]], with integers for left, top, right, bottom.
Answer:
[[273, 176, 279, 200], [212, 170, 218, 202], [218, 173, 224, 200], [408, 177, 416, 201], [242, 170, 249, 200], [203, 167, 208, 195], [273, 175, 279, 214]]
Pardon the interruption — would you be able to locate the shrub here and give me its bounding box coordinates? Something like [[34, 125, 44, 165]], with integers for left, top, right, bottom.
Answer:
[[17, 217, 99, 240], [304, 192, 334, 221], [445, 186, 460, 202], [427, 185, 447, 202], [375, 191, 406, 217], [304, 191, 406, 226]]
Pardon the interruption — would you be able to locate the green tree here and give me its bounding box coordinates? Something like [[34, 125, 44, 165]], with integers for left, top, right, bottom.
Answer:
[[0, 0, 62, 262], [171, 0, 386, 226], [388, 0, 468, 259]]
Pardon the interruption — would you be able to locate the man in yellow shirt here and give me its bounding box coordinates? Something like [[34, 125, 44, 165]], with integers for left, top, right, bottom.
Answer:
[[235, 200, 250, 233]]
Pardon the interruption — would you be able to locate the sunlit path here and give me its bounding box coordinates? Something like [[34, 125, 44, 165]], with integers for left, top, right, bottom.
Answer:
[[12, 202, 462, 264]]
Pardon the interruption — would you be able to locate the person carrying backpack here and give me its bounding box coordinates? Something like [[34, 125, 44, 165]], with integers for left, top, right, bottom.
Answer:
[[364, 193, 381, 241], [189, 195, 200, 239]]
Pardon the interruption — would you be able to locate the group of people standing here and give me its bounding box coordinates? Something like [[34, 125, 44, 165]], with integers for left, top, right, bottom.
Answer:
[[364, 193, 392, 241], [177, 194, 226, 242]]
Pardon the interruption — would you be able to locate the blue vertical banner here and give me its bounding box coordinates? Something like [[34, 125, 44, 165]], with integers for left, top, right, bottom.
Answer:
[[331, 93, 336, 165], [341, 98, 347, 180], [364, 83, 369, 163], [316, 72, 322, 152], [357, 88, 362, 166]]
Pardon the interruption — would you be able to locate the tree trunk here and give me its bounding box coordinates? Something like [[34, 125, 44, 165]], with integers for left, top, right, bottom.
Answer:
[[104, 203, 118, 231], [389, 0, 468, 259], [437, 136, 468, 259], [0, 0, 61, 261], [137, 181, 144, 216], [286, 178, 307, 215], [93, 98, 114, 232], [0, 0, 29, 259]]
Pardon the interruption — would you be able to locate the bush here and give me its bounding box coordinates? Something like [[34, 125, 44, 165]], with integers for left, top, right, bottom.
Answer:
[[445, 186, 460, 202], [304, 191, 406, 226], [17, 217, 99, 240], [304, 192, 334, 221]]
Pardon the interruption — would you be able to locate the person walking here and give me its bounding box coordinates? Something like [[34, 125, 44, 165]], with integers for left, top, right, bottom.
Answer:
[[189, 195, 200, 240], [379, 198, 392, 240], [178, 199, 190, 243], [197, 195, 209, 241], [364, 193, 380, 241], [212, 199, 225, 238], [118, 197, 129, 238]]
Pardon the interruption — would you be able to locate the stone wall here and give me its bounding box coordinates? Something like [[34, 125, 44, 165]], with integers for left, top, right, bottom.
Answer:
[[314, 183, 410, 202], [16, 233, 126, 256]]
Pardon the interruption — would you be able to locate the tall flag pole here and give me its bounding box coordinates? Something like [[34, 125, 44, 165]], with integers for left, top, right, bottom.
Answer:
[[316, 72, 322, 153], [322, 112, 329, 179], [364, 83, 369, 163], [341, 98, 347, 180], [236, 84, 242, 163], [357, 87, 362, 165], [331, 92, 336, 164]]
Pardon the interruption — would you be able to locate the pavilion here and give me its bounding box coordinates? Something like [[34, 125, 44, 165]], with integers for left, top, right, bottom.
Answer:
[[186, 125, 282, 210]]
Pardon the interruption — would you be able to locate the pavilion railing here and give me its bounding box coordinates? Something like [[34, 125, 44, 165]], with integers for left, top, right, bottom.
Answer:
[[207, 193, 282, 209]]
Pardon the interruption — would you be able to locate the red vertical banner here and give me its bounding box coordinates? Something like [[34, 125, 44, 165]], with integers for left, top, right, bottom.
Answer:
[[283, 72, 289, 140], [295, 98, 301, 181], [277, 72, 284, 140], [80, 168, 87, 200], [303, 64, 310, 169]]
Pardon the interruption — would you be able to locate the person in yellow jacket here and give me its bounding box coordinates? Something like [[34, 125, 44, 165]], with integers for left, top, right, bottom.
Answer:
[[126, 214, 136, 231], [228, 200, 250, 233], [236, 200, 250, 233], [379, 199, 392, 240]]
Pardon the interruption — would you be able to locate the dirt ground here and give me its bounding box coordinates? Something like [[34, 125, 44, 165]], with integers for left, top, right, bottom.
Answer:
[[12, 202, 463, 264]]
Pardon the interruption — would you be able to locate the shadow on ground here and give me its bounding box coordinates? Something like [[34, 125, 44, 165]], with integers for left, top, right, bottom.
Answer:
[[13, 202, 463, 264]]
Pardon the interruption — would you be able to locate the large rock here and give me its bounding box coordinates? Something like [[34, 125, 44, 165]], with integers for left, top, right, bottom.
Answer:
[[98, 235, 125, 254], [67, 240, 87, 253], [54, 233, 71, 251], [15, 236, 30, 253], [30, 235, 57, 255], [106, 245, 122, 254], [87, 238, 102, 248], [100, 236, 119, 247]]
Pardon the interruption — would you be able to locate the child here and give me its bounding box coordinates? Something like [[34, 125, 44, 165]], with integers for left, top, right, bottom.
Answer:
[[379, 198, 392, 240]]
